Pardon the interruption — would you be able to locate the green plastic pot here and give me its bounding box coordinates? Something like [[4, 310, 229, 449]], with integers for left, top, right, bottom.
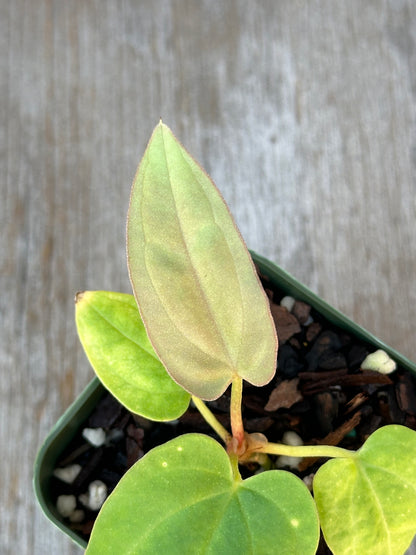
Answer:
[[33, 252, 416, 550]]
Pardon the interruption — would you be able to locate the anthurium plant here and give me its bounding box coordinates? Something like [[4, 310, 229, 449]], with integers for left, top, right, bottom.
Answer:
[[75, 122, 416, 555]]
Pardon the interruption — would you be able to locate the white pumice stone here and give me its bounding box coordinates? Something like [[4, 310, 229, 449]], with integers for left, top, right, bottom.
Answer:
[[82, 427, 106, 447], [361, 349, 397, 374], [275, 431, 303, 470], [303, 473, 315, 491], [69, 509, 85, 523], [53, 464, 81, 484], [276, 455, 302, 469], [280, 296, 296, 312], [282, 431, 303, 446], [56, 495, 77, 517], [79, 480, 107, 511]]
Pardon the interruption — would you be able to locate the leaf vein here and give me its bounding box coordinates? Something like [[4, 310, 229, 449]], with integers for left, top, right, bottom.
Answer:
[[87, 299, 159, 362], [159, 128, 236, 366], [357, 461, 392, 553]]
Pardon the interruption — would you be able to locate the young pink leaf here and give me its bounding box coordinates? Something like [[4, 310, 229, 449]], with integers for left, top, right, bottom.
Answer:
[[127, 122, 278, 400]]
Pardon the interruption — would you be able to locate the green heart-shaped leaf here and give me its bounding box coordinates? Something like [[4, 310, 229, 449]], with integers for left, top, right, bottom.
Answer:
[[313, 425, 416, 555], [127, 122, 278, 400], [86, 434, 319, 554], [75, 291, 190, 421]]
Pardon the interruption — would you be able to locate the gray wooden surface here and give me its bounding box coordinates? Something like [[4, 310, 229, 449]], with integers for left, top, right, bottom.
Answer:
[[2, 1, 416, 553]]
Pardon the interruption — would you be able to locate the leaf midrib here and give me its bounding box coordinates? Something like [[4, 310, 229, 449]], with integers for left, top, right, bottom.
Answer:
[[356, 459, 392, 554], [159, 128, 238, 367]]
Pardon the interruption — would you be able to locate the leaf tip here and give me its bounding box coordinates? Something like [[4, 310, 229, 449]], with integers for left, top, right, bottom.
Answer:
[[75, 290, 95, 307], [75, 291, 86, 304], [156, 119, 173, 137]]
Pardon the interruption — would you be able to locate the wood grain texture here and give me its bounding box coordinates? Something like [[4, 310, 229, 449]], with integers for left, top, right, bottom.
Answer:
[[1, 1, 415, 553]]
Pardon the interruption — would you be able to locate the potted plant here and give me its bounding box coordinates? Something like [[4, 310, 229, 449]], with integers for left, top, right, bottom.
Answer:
[[35, 122, 416, 554]]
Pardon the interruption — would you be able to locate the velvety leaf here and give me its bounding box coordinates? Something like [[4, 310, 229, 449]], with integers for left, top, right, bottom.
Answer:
[[127, 122, 278, 400], [86, 434, 319, 554], [75, 290, 190, 421], [313, 425, 416, 555]]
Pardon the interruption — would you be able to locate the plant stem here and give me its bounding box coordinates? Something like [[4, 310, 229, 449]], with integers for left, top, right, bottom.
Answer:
[[229, 452, 242, 482], [191, 396, 231, 443], [256, 441, 356, 459], [230, 377, 245, 449]]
